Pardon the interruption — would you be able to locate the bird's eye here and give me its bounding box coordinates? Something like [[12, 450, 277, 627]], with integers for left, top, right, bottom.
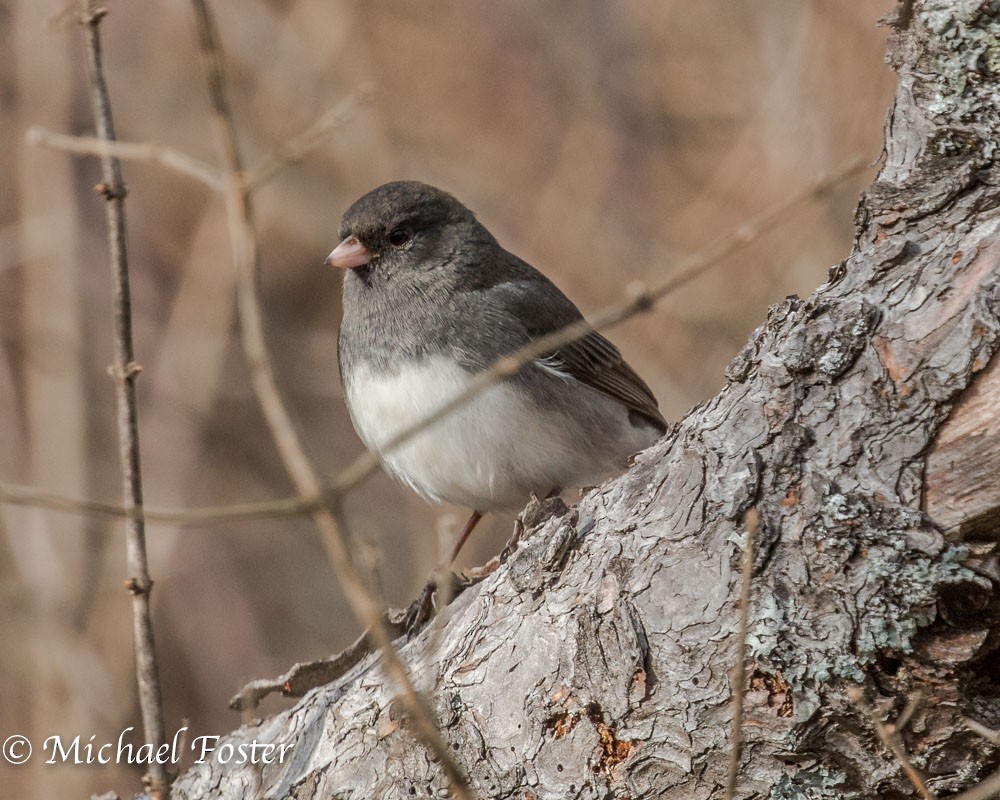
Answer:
[[388, 227, 411, 247]]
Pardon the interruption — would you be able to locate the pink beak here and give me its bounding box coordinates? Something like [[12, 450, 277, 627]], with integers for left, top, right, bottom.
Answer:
[[326, 235, 371, 269]]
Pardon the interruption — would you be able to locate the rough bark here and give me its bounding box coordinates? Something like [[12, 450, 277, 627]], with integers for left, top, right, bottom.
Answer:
[[925, 353, 1000, 539], [173, 3, 1000, 798]]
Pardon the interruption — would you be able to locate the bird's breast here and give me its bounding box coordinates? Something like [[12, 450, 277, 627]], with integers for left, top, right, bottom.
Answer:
[[343, 356, 528, 509], [343, 356, 474, 456], [341, 356, 565, 511], [341, 355, 660, 512]]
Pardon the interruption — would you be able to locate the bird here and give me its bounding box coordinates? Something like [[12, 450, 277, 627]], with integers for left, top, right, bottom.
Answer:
[[327, 181, 665, 625]]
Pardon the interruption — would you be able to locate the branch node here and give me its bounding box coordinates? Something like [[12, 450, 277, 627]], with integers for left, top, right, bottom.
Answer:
[[107, 361, 143, 382], [625, 281, 653, 312], [80, 5, 108, 26], [94, 180, 127, 200], [125, 577, 152, 596]]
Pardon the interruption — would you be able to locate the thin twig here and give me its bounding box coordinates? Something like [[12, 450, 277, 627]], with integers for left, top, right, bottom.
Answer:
[[325, 500, 462, 764], [0, 481, 320, 524], [26, 126, 225, 190], [959, 720, 1000, 800], [965, 718, 1000, 745], [244, 88, 375, 190], [77, 2, 169, 798], [0, 159, 869, 530], [950, 768, 1000, 800], [848, 686, 937, 800], [187, 1, 472, 796], [724, 507, 758, 800], [893, 691, 923, 733], [26, 88, 370, 194]]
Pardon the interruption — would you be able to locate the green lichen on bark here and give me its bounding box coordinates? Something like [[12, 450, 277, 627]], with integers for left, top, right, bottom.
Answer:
[[916, 0, 1000, 156], [768, 766, 848, 800]]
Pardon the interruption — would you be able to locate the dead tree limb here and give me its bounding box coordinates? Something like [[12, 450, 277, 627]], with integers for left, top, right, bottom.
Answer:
[[173, 3, 1000, 798]]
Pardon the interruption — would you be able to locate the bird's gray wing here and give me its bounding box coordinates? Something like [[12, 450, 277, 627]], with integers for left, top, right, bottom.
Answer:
[[461, 270, 666, 433], [534, 327, 666, 432]]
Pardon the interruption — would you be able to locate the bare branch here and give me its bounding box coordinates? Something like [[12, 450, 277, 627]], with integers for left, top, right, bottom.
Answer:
[[0, 481, 320, 524], [77, 1, 168, 797], [26, 125, 225, 190], [187, 1, 473, 796], [951, 769, 1000, 800], [227, 610, 407, 712], [848, 687, 937, 800], [26, 87, 371, 194], [966, 718, 1000, 745], [244, 88, 376, 190]]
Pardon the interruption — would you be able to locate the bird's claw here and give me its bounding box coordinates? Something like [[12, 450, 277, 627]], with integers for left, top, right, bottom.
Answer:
[[402, 580, 437, 637], [498, 517, 525, 563]]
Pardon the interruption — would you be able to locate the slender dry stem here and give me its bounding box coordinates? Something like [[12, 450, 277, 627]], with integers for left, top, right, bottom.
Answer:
[[26, 126, 224, 189], [0, 158, 869, 532], [187, 1, 472, 796], [78, 2, 168, 797], [244, 88, 374, 190], [848, 686, 937, 800], [965, 718, 1000, 745], [951, 768, 1000, 800], [723, 507, 758, 800], [0, 481, 319, 524]]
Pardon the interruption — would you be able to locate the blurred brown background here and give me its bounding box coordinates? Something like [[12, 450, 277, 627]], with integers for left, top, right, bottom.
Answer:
[[0, 1, 895, 797]]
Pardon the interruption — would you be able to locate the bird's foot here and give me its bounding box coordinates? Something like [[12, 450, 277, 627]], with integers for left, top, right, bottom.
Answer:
[[499, 491, 564, 563], [402, 579, 437, 636], [401, 571, 470, 637], [498, 518, 525, 564]]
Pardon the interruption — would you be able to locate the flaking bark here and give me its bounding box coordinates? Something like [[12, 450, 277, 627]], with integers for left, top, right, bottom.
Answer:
[[173, 3, 1000, 798]]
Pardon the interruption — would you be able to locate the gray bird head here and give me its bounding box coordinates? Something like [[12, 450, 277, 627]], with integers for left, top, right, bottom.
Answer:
[[326, 182, 490, 284]]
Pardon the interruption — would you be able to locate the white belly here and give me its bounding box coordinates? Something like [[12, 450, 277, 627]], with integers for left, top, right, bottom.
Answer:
[[344, 357, 580, 510], [344, 356, 659, 512]]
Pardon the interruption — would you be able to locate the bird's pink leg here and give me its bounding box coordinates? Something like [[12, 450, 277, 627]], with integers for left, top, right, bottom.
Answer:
[[404, 510, 484, 634], [447, 509, 484, 564]]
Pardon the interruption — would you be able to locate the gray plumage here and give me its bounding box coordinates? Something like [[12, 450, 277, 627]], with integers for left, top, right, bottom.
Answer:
[[332, 181, 665, 512]]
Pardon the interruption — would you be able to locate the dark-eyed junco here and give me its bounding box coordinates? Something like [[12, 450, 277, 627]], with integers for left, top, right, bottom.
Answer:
[[327, 181, 665, 600]]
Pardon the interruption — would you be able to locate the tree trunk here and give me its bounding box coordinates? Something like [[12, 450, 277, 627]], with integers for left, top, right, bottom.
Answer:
[[172, 3, 1000, 798]]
